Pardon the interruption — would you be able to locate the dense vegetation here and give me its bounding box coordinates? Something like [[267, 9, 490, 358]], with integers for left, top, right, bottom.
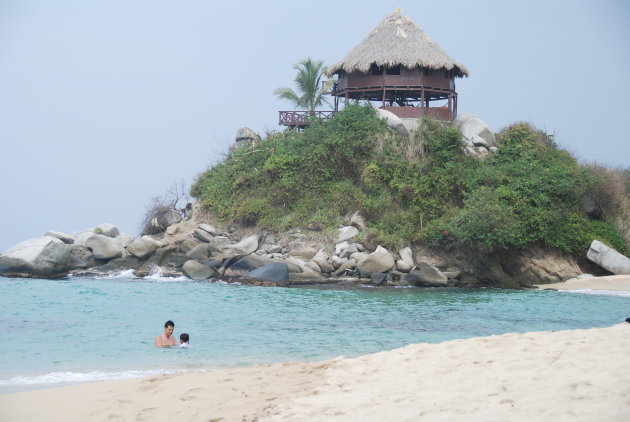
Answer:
[[191, 105, 628, 254]]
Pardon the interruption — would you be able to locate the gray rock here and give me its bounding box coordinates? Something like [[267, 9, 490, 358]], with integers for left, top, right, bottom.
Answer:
[[246, 262, 289, 283], [587, 240, 630, 275], [182, 260, 217, 280], [375, 108, 410, 138], [125, 236, 157, 259], [264, 245, 283, 254], [197, 224, 219, 236], [334, 258, 357, 276], [470, 134, 489, 148], [305, 261, 322, 273], [335, 241, 349, 255], [331, 255, 343, 269], [85, 234, 123, 260], [349, 211, 367, 231], [289, 272, 327, 285], [287, 242, 318, 260], [143, 209, 182, 234], [405, 263, 448, 286], [223, 255, 275, 277], [180, 238, 199, 253], [230, 127, 261, 155], [454, 113, 497, 148], [45, 231, 75, 244], [264, 234, 277, 244], [116, 235, 134, 249], [311, 249, 334, 273], [350, 251, 370, 263], [336, 226, 359, 243], [235, 127, 261, 143], [225, 235, 259, 255], [68, 244, 97, 270], [340, 244, 360, 259], [95, 223, 120, 238], [370, 272, 387, 285], [399, 247, 414, 267], [194, 228, 214, 243], [208, 236, 232, 252], [357, 247, 395, 277], [396, 260, 412, 272], [0, 236, 72, 277], [185, 244, 210, 261], [73, 229, 96, 246]]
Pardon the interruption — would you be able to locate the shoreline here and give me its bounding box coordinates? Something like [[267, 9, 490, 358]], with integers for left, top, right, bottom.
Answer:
[[535, 274, 630, 291], [2, 324, 629, 422]]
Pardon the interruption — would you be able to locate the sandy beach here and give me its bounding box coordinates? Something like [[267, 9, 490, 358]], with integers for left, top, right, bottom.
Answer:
[[2, 323, 629, 422], [536, 274, 630, 291]]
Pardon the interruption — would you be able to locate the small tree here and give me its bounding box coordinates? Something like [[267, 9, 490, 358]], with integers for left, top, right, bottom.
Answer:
[[140, 180, 190, 234], [274, 58, 333, 112]]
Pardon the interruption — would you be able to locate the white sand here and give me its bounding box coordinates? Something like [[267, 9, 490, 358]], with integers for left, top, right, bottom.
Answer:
[[2, 324, 629, 422], [536, 275, 630, 291]]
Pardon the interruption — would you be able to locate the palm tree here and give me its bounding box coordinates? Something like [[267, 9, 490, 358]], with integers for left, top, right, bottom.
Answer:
[[274, 58, 333, 112]]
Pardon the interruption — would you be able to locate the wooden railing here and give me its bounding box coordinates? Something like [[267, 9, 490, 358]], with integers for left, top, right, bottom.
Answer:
[[279, 110, 336, 127]]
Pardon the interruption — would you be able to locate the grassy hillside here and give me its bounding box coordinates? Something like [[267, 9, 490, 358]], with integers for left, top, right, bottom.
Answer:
[[191, 105, 628, 254]]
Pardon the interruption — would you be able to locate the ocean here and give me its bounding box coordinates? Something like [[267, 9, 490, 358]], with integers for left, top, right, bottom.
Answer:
[[1, 273, 628, 394]]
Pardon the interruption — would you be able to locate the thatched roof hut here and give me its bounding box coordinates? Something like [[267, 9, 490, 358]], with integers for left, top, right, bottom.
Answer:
[[327, 11, 468, 77], [327, 10, 469, 122]]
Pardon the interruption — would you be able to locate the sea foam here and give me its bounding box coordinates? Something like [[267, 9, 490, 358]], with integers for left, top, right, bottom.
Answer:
[[0, 368, 186, 386]]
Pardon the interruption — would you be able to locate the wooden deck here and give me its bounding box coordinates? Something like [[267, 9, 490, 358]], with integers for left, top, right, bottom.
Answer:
[[278, 110, 335, 128]]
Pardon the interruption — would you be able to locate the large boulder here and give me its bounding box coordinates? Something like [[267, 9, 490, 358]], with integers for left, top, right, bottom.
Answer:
[[143, 209, 182, 235], [356, 246, 395, 277], [229, 127, 261, 155], [73, 229, 96, 246], [126, 235, 158, 259], [399, 247, 414, 267], [85, 234, 123, 260], [95, 223, 120, 238], [194, 228, 214, 243], [44, 231, 75, 244], [311, 249, 334, 273], [336, 226, 359, 243], [197, 224, 219, 236], [454, 113, 496, 148], [287, 242, 318, 260], [405, 263, 448, 286], [246, 262, 289, 284], [225, 235, 259, 255], [0, 236, 72, 277], [185, 244, 211, 261], [375, 108, 410, 138], [223, 255, 275, 277], [587, 240, 630, 275], [182, 260, 217, 280]]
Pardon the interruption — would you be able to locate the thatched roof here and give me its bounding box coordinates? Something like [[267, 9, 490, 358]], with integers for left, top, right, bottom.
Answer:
[[327, 11, 469, 77]]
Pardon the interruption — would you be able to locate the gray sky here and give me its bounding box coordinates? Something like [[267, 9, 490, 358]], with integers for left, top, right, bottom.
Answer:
[[1, 0, 628, 251]]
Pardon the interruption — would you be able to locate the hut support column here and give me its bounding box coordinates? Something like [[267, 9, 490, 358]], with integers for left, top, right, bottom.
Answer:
[[454, 95, 458, 118], [448, 94, 452, 119], [382, 89, 386, 108]]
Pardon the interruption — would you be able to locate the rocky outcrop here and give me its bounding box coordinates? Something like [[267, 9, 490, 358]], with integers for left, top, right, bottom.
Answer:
[[182, 260, 217, 280], [95, 223, 120, 238], [375, 108, 410, 138], [0, 237, 72, 277], [454, 113, 496, 157], [229, 127, 261, 155], [246, 262, 289, 284], [0, 205, 589, 288], [126, 235, 158, 259], [587, 240, 630, 275], [44, 231, 75, 244]]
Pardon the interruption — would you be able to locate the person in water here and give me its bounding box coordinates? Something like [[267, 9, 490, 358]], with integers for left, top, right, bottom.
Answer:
[[154, 320, 177, 348], [179, 333, 190, 349]]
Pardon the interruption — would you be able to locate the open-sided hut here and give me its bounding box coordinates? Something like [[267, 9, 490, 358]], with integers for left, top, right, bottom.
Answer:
[[327, 10, 468, 121]]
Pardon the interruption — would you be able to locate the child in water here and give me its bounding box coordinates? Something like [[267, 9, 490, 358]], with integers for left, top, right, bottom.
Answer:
[[179, 333, 190, 349]]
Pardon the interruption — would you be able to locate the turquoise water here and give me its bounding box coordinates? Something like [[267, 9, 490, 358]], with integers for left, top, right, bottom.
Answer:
[[1, 274, 628, 393]]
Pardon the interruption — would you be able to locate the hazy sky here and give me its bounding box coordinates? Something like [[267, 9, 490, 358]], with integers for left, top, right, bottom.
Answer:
[[1, 0, 628, 251]]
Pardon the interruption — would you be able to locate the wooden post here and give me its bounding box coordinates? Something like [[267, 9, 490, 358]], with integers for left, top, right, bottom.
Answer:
[[448, 94, 452, 120], [421, 89, 425, 108]]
